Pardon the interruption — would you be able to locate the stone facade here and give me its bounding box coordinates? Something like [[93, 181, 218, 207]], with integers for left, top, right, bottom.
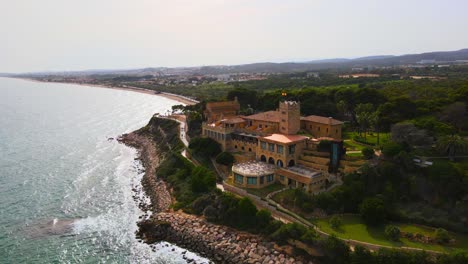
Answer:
[[202, 100, 344, 193]]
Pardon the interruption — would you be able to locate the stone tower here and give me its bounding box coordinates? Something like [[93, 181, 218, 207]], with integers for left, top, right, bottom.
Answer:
[[279, 101, 300, 135]]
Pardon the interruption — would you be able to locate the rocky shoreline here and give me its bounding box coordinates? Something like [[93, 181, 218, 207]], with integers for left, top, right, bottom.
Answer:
[[119, 119, 313, 264]]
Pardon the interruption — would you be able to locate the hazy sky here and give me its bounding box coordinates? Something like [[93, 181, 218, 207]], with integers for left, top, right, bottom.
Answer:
[[1, 0, 468, 72]]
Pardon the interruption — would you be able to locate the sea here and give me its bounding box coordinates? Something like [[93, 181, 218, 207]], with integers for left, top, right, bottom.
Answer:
[[0, 78, 208, 263]]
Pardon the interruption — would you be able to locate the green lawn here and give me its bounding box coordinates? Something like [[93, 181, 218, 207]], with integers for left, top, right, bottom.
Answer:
[[343, 132, 390, 146], [346, 152, 364, 157], [315, 214, 468, 253], [344, 140, 366, 151], [245, 183, 285, 198]]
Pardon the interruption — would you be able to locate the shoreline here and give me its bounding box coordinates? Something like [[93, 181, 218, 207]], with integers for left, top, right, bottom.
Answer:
[[14, 77, 198, 106], [118, 118, 311, 264]]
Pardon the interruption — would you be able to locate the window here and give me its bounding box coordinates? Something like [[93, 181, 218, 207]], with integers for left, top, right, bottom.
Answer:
[[234, 145, 238, 149], [247, 177, 257, 185], [336, 129, 338, 133], [309, 125, 312, 129], [261, 141, 266, 150], [268, 143, 275, 152], [267, 174, 274, 182], [241, 146, 245, 150], [281, 119, 286, 122], [282, 111, 286, 114], [260, 176, 264, 184], [289, 144, 296, 154], [326, 128, 328, 132], [234, 173, 244, 184], [280, 175, 285, 181], [277, 145, 284, 154], [318, 127, 320, 131]]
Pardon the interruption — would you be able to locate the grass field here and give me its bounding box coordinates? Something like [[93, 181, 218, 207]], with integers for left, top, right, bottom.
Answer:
[[315, 214, 468, 253], [343, 132, 390, 146]]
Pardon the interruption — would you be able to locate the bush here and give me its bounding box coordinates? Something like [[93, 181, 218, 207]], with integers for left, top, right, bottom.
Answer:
[[381, 142, 404, 158], [322, 234, 351, 264], [255, 209, 272, 228], [236, 198, 257, 228], [384, 225, 401, 241], [190, 166, 216, 193], [270, 223, 307, 244], [359, 197, 386, 226], [330, 215, 342, 230], [434, 228, 451, 244], [362, 147, 374, 160], [215, 152, 234, 166]]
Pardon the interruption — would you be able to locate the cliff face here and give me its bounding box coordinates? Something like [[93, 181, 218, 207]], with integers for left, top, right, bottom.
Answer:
[[119, 115, 182, 213]]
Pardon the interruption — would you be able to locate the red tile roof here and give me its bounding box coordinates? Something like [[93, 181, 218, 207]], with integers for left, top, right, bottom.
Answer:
[[244, 111, 281, 123], [301, 115, 343, 125]]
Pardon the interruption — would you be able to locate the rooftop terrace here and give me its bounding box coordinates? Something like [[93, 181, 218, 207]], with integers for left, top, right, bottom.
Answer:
[[232, 161, 276, 177]]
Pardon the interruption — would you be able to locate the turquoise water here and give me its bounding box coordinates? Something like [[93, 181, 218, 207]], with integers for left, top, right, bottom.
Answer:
[[0, 78, 207, 263]]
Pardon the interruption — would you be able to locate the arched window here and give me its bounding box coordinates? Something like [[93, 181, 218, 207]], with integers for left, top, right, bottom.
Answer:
[[288, 159, 295, 167], [260, 155, 266, 162], [268, 157, 275, 164], [276, 159, 283, 167]]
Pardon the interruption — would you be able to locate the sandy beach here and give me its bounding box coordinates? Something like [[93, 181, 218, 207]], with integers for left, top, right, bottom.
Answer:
[[16, 78, 198, 106]]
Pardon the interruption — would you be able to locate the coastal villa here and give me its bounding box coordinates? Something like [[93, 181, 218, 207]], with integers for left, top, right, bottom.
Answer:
[[202, 99, 352, 193]]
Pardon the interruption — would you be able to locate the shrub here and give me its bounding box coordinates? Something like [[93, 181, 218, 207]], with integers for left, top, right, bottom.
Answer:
[[434, 228, 450, 244], [322, 234, 351, 264], [236, 198, 257, 228], [215, 152, 234, 166], [384, 225, 401, 241], [359, 197, 386, 226], [255, 209, 272, 228], [190, 166, 216, 193], [362, 147, 374, 160], [330, 215, 342, 230], [381, 142, 404, 158], [270, 223, 307, 244]]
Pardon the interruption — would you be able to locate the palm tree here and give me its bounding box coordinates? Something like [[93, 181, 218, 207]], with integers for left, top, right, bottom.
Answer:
[[436, 135, 468, 161]]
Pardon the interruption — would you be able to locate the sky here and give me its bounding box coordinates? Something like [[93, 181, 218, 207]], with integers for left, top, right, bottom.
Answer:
[[1, 0, 468, 73]]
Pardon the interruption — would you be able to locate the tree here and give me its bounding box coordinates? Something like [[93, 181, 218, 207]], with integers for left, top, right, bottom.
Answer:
[[323, 234, 351, 264], [190, 166, 216, 193], [215, 152, 235, 166], [434, 228, 451, 244], [330, 215, 342, 230], [436, 135, 468, 161], [351, 246, 373, 264], [381, 142, 404, 158], [385, 225, 401, 241], [362, 147, 374, 160], [355, 103, 374, 138], [255, 209, 272, 228], [236, 198, 258, 228], [189, 137, 222, 157], [391, 122, 433, 147], [439, 102, 466, 132], [359, 197, 386, 225]]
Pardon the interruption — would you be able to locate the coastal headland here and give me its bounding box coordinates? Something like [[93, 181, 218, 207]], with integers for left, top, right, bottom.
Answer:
[[119, 116, 312, 264]]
